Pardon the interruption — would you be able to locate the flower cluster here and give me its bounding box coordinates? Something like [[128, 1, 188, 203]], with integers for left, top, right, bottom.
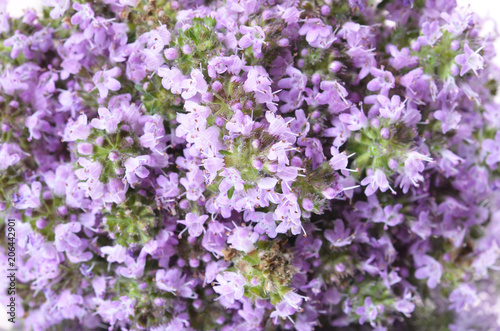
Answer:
[[2, 0, 500, 330]]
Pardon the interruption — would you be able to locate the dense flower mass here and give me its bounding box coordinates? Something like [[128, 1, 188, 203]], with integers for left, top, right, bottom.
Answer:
[[2, 0, 500, 329]]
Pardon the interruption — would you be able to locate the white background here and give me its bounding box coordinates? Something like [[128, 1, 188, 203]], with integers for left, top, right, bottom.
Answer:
[[1, 0, 500, 330]]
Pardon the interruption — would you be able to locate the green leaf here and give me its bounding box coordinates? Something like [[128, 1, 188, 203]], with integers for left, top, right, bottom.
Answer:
[[227, 186, 235, 199]]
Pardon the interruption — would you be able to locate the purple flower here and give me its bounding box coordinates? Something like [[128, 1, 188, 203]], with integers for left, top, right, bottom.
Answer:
[[180, 68, 208, 100], [324, 219, 354, 247], [377, 95, 405, 123], [239, 25, 266, 57], [367, 68, 395, 96], [394, 292, 415, 317], [71, 3, 95, 28], [356, 297, 380, 326], [472, 241, 500, 277], [91, 107, 123, 133], [96, 296, 135, 328], [265, 111, 295, 141], [219, 168, 245, 194], [483, 132, 500, 168], [339, 106, 367, 131], [361, 169, 395, 196], [156, 268, 196, 298], [415, 255, 443, 289], [3, 30, 32, 59], [227, 225, 259, 253], [226, 109, 254, 136], [139, 114, 166, 154], [387, 45, 418, 70], [441, 9, 471, 36], [75, 157, 102, 181], [213, 271, 247, 307], [449, 284, 477, 312], [124, 155, 150, 187], [62, 114, 91, 142], [93, 67, 121, 98], [270, 291, 306, 323], [403, 152, 433, 188], [42, 0, 70, 19], [298, 18, 336, 49], [177, 213, 208, 238], [53, 290, 86, 320], [0, 143, 25, 170], [101, 244, 128, 263], [54, 222, 82, 252], [434, 108, 461, 133], [158, 66, 184, 94], [455, 44, 484, 76], [180, 168, 205, 201], [243, 68, 277, 110], [417, 21, 443, 47], [0, 3, 9, 34], [278, 66, 307, 93], [156, 173, 180, 199], [12, 182, 42, 209]]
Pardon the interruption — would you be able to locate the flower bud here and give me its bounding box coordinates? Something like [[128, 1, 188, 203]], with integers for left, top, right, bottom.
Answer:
[[57, 206, 68, 216], [154, 298, 164, 307], [193, 300, 203, 309], [109, 151, 119, 162], [95, 136, 104, 146], [278, 38, 289, 47], [335, 263, 346, 272], [179, 199, 189, 209], [388, 158, 398, 170], [164, 47, 178, 60], [381, 128, 390, 139], [302, 198, 313, 211], [215, 116, 224, 126], [329, 61, 342, 73], [252, 159, 263, 170], [212, 81, 223, 92], [189, 257, 200, 268], [311, 73, 321, 85], [321, 5, 331, 15], [36, 218, 48, 229], [313, 123, 321, 133], [202, 253, 212, 263], [411, 40, 420, 52], [177, 258, 186, 267], [182, 44, 192, 54], [252, 139, 261, 149], [291, 156, 303, 167]]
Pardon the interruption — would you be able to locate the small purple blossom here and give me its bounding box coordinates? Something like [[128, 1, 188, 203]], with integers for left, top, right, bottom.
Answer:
[[93, 67, 121, 98], [455, 44, 484, 76], [415, 255, 443, 289], [177, 213, 208, 238], [213, 272, 247, 307]]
